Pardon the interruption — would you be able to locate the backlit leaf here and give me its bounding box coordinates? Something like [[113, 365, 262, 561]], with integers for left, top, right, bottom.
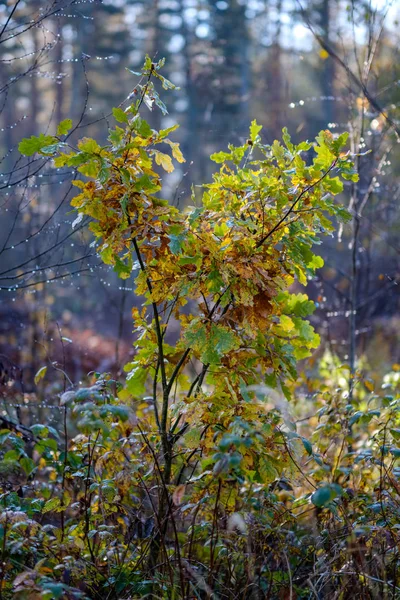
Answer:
[[250, 119, 262, 142], [57, 119, 73, 135], [34, 366, 47, 385], [112, 107, 129, 124], [154, 150, 174, 172]]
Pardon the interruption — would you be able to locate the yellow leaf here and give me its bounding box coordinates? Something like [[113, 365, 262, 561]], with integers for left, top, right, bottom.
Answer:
[[279, 315, 294, 332], [165, 140, 185, 163], [34, 366, 47, 385], [72, 179, 86, 189], [356, 97, 369, 111], [297, 267, 307, 286], [364, 379, 374, 392], [54, 153, 71, 168], [154, 150, 174, 173], [74, 537, 85, 549], [319, 49, 329, 60]]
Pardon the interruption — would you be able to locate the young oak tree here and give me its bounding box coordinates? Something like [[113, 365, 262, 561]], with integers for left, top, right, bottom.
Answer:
[[19, 55, 357, 569]]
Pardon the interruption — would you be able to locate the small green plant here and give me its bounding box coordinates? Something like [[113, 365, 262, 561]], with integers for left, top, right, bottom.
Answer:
[[2, 56, 384, 598]]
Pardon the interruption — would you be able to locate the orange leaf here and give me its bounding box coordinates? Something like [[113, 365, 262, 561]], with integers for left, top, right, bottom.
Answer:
[[172, 484, 186, 506]]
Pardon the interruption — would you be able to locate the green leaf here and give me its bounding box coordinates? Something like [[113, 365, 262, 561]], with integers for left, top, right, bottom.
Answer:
[[154, 72, 178, 91], [134, 174, 160, 193], [134, 117, 152, 138], [57, 119, 73, 136], [168, 232, 186, 255], [125, 364, 147, 396], [177, 254, 202, 267], [78, 137, 101, 154], [19, 134, 56, 156], [311, 486, 331, 507], [293, 318, 320, 347], [302, 437, 313, 456], [112, 107, 129, 124], [66, 152, 90, 167], [390, 428, 400, 441], [335, 205, 352, 223], [272, 140, 285, 161], [341, 167, 359, 182], [78, 158, 99, 178], [250, 119, 262, 142], [0, 430, 10, 445], [109, 126, 125, 146], [307, 254, 324, 270], [293, 346, 312, 360], [158, 124, 179, 139], [282, 127, 294, 152], [36, 437, 58, 452], [323, 176, 343, 194], [113, 256, 132, 279], [100, 245, 113, 265], [256, 456, 279, 483], [280, 292, 316, 317], [211, 326, 238, 361], [332, 131, 349, 154], [126, 68, 142, 77], [228, 144, 246, 165], [297, 141, 312, 152], [120, 167, 131, 186], [265, 372, 277, 388], [314, 136, 335, 169], [20, 457, 36, 476], [210, 150, 232, 164], [42, 497, 61, 513], [185, 321, 239, 365], [311, 484, 342, 508], [152, 89, 169, 115], [31, 424, 49, 437], [143, 54, 153, 71]]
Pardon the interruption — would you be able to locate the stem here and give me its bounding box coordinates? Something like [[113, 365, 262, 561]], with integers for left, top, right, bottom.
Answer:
[[208, 479, 222, 590], [130, 236, 167, 391], [348, 211, 360, 403], [83, 432, 99, 564], [165, 348, 190, 396], [152, 358, 161, 430], [0, 499, 8, 600], [60, 405, 68, 544]]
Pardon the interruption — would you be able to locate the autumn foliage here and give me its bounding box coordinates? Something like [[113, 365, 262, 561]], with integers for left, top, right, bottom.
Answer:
[[1, 57, 399, 599]]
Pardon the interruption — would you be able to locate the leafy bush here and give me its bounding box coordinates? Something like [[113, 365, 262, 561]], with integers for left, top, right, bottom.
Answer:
[[1, 57, 399, 599]]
